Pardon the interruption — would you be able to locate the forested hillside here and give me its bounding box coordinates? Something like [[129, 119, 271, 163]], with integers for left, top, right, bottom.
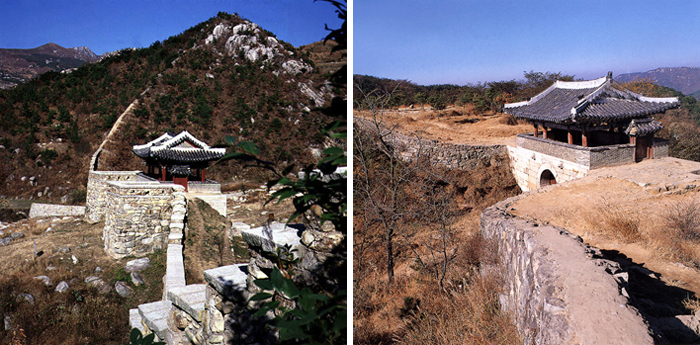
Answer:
[[0, 12, 345, 201]]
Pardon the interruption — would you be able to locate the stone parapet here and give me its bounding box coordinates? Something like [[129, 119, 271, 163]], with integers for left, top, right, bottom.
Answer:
[[517, 134, 635, 169], [481, 196, 653, 344], [187, 180, 221, 194], [355, 118, 505, 171], [86, 171, 155, 222]]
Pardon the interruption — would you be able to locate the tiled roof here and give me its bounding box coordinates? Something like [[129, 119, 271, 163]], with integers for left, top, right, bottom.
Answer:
[[132, 131, 226, 163], [504, 75, 679, 124], [624, 118, 664, 137]]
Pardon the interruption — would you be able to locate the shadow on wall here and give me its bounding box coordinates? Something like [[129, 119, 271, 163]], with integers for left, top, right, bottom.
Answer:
[[597, 249, 700, 344]]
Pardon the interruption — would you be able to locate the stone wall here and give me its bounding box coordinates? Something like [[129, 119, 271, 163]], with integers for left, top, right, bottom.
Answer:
[[187, 181, 221, 194], [516, 134, 636, 169], [355, 119, 506, 171], [507, 145, 588, 192], [86, 171, 154, 222], [103, 181, 184, 259], [481, 195, 654, 344], [28, 203, 86, 218], [654, 138, 669, 159]]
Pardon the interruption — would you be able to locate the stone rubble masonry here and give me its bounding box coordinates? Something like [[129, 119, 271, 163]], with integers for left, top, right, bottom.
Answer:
[[355, 118, 505, 171], [101, 177, 185, 259], [481, 194, 654, 344], [28, 203, 85, 218], [86, 171, 153, 223]]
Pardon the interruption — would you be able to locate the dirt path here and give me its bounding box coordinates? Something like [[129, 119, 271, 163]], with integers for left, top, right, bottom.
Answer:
[[510, 163, 700, 299]]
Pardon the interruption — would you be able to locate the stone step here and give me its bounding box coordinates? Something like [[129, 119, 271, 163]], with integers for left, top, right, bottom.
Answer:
[[168, 232, 183, 244], [138, 300, 171, 341], [167, 284, 207, 322], [129, 308, 145, 333], [203, 264, 248, 300], [241, 222, 302, 255]]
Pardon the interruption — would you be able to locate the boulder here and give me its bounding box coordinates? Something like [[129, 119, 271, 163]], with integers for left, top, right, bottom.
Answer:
[[125, 257, 150, 272], [17, 293, 34, 304], [55, 281, 69, 293], [33, 275, 51, 286], [115, 281, 133, 297], [130, 272, 145, 286]]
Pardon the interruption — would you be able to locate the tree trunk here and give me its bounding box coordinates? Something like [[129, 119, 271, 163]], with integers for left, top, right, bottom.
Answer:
[[387, 228, 394, 282]]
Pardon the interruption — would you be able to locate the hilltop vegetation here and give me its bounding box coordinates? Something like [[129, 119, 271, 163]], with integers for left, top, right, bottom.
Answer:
[[0, 11, 345, 202], [354, 73, 700, 162], [616, 67, 700, 96]]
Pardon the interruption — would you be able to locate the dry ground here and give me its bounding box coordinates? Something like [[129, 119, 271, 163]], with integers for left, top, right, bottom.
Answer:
[[511, 158, 700, 305], [354, 105, 532, 146], [0, 217, 166, 344]]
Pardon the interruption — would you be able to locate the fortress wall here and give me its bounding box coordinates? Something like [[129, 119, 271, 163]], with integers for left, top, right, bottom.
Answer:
[[481, 195, 653, 344], [86, 171, 154, 222], [355, 119, 507, 170], [507, 146, 588, 192], [102, 181, 184, 259]]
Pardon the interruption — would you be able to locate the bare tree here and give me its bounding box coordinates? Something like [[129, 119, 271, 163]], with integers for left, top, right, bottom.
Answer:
[[354, 85, 423, 283]]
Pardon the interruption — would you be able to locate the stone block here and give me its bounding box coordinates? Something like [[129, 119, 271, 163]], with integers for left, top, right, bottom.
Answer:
[[138, 300, 172, 340], [167, 284, 207, 322], [203, 264, 248, 300]]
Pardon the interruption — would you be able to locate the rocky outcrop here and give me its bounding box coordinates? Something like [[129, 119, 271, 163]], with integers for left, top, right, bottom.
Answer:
[[481, 195, 654, 344]]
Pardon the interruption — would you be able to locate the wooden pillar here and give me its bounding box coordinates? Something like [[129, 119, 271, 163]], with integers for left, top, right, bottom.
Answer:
[[543, 126, 549, 139], [582, 129, 589, 147], [533, 123, 539, 138], [648, 134, 654, 158], [161, 165, 166, 181], [567, 128, 573, 144], [201, 168, 206, 182]]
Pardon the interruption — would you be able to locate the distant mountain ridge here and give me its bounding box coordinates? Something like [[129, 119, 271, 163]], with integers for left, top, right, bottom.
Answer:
[[615, 67, 700, 96], [0, 43, 99, 89]]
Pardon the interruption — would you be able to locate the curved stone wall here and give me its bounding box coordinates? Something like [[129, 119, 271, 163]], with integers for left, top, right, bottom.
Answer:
[[481, 195, 653, 344]]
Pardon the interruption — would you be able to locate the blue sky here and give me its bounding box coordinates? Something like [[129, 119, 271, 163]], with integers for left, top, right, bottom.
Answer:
[[0, 0, 343, 55], [355, 1, 700, 85]]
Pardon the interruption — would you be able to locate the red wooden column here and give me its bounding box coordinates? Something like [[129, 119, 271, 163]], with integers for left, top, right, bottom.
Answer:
[[543, 126, 549, 139], [582, 129, 589, 147], [201, 168, 206, 182], [567, 128, 573, 144], [533, 123, 539, 138], [161, 165, 166, 181]]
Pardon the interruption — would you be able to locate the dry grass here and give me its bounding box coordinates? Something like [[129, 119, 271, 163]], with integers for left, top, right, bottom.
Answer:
[[682, 296, 700, 314], [585, 199, 641, 243], [354, 215, 520, 345], [397, 273, 519, 345], [656, 199, 700, 268], [0, 218, 166, 344]]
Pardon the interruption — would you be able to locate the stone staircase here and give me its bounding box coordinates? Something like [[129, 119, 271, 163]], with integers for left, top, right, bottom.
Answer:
[[129, 218, 302, 343]]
